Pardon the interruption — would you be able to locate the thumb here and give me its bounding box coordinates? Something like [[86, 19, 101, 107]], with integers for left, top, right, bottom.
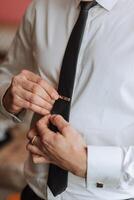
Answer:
[[50, 114, 70, 135]]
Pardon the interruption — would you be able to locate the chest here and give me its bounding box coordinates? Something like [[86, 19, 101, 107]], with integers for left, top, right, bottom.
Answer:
[[31, 0, 134, 145], [32, 2, 134, 88]]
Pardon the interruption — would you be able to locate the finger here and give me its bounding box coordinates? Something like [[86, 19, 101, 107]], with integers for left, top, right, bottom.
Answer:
[[31, 136, 41, 147], [21, 70, 43, 84], [14, 95, 50, 115], [27, 135, 51, 157], [50, 115, 70, 135], [36, 115, 51, 129], [36, 121, 54, 145], [27, 143, 45, 156], [9, 103, 22, 114], [21, 70, 59, 100], [36, 115, 55, 143], [20, 78, 54, 105], [28, 135, 41, 147], [16, 87, 53, 111], [32, 154, 50, 164], [27, 128, 37, 140]]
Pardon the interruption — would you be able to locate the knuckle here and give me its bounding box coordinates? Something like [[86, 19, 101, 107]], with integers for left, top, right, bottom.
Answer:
[[36, 107, 43, 115], [62, 124, 70, 133], [37, 78, 44, 86], [21, 69, 28, 75], [25, 101, 33, 110], [36, 120, 43, 129], [45, 94, 52, 102], [32, 157, 38, 164], [24, 101, 29, 109], [49, 87, 54, 94], [10, 87, 16, 95], [55, 114, 62, 122], [27, 129, 34, 140], [32, 85, 39, 94], [12, 104, 21, 113], [29, 94, 36, 103], [27, 102, 31, 109], [28, 102, 33, 109], [46, 106, 52, 112], [32, 96, 37, 104], [12, 76, 18, 85], [39, 107, 49, 115], [43, 93, 48, 99], [42, 109, 50, 115]]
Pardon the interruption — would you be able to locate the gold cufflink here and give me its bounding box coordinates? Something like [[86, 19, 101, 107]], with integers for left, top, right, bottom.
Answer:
[[59, 95, 71, 102]]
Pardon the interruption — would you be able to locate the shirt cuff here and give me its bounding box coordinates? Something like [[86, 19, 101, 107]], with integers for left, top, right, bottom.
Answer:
[[0, 83, 26, 123], [86, 146, 124, 189]]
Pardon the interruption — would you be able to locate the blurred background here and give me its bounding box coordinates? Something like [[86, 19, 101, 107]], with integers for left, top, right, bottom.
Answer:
[[0, 0, 32, 199]]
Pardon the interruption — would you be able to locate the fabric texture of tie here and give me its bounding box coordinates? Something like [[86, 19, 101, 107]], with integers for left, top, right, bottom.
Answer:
[[47, 0, 97, 196]]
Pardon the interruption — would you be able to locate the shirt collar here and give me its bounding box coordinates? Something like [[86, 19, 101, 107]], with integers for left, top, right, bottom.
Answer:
[[75, 0, 118, 11]]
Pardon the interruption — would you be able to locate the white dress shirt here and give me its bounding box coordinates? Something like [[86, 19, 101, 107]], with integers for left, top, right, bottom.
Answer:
[[0, 0, 134, 199]]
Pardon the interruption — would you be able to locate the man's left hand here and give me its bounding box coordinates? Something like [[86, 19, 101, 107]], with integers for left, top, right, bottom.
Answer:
[[27, 114, 87, 178]]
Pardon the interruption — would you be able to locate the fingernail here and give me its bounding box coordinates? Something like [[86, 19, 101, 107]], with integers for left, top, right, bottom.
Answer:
[[50, 99, 55, 104], [45, 111, 50, 115], [51, 114, 57, 120], [51, 92, 59, 100]]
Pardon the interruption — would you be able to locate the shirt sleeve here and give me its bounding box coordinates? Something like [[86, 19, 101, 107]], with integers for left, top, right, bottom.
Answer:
[[86, 145, 134, 194], [0, 1, 36, 122]]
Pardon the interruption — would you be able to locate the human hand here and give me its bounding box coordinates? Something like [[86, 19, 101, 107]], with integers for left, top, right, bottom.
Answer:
[[3, 70, 59, 115], [27, 114, 87, 178]]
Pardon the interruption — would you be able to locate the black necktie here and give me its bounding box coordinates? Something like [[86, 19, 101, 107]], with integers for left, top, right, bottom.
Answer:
[[47, 1, 97, 196]]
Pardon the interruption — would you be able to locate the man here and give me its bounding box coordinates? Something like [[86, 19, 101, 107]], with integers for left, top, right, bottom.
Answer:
[[0, 0, 134, 199]]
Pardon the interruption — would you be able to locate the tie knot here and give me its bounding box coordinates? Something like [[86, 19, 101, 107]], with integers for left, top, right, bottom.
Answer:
[[80, 1, 97, 11]]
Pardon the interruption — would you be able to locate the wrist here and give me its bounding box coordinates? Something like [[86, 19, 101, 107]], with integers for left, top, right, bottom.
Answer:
[[73, 146, 87, 178]]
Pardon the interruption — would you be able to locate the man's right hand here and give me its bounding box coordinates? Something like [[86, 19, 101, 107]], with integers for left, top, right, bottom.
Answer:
[[3, 70, 59, 115]]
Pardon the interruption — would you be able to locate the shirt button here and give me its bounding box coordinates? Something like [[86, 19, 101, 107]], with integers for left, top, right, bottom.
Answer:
[[96, 182, 103, 188]]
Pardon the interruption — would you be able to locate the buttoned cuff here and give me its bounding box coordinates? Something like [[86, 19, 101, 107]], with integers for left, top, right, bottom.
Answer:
[[86, 146, 124, 189], [0, 84, 26, 123]]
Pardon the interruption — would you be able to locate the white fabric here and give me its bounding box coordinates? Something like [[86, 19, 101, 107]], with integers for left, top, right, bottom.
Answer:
[[0, 0, 134, 199]]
